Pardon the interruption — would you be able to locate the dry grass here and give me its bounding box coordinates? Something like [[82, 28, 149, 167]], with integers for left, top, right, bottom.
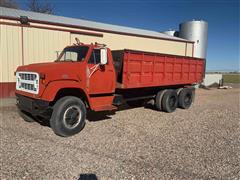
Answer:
[[223, 73, 240, 83]]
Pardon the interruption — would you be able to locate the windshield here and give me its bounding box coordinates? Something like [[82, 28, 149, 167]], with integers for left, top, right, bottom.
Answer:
[[57, 46, 89, 62]]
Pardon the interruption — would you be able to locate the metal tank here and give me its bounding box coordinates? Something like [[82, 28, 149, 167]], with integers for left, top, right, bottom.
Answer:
[[179, 20, 208, 59], [162, 30, 179, 37]]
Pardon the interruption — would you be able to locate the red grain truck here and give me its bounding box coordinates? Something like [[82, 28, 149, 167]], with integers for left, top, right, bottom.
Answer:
[[15, 42, 205, 137]]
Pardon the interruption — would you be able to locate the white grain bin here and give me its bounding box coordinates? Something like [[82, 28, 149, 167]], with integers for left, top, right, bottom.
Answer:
[[179, 20, 208, 59]]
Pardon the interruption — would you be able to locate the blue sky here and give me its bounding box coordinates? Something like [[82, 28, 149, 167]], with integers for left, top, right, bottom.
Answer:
[[17, 0, 239, 71]]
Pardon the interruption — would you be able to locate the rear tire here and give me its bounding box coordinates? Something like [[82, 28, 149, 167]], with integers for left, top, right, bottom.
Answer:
[[50, 96, 86, 137], [178, 88, 193, 109], [161, 90, 178, 113], [155, 89, 167, 111], [176, 88, 183, 95]]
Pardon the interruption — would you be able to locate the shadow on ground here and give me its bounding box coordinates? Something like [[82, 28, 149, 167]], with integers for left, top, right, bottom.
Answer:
[[18, 100, 157, 128], [78, 173, 98, 180]]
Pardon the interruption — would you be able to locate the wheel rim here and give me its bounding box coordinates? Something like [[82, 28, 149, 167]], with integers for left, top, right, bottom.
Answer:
[[63, 105, 82, 129], [169, 95, 177, 108]]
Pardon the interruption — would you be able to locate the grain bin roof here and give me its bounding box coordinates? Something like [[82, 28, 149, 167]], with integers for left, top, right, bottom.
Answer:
[[0, 7, 191, 42]]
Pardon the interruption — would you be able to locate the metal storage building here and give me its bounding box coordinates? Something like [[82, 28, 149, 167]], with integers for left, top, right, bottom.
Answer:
[[0, 7, 194, 98]]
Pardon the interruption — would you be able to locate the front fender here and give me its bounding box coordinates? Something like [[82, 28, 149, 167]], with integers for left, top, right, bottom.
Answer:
[[40, 80, 87, 102]]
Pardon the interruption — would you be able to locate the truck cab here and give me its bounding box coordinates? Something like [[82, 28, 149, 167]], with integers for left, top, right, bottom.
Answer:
[[16, 43, 117, 136]]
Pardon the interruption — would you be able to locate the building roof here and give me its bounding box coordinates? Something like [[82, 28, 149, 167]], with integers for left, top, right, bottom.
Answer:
[[0, 7, 190, 42]]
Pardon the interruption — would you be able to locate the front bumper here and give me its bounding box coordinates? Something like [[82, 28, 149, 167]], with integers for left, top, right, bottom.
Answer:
[[16, 93, 52, 118]]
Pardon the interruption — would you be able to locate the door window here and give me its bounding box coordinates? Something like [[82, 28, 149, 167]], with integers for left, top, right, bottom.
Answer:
[[88, 49, 101, 64]]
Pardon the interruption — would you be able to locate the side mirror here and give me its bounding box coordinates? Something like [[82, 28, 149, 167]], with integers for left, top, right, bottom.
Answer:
[[100, 48, 107, 65]]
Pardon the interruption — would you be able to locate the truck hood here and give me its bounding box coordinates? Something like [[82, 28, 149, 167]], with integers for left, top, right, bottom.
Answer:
[[17, 62, 76, 73], [16, 61, 84, 82]]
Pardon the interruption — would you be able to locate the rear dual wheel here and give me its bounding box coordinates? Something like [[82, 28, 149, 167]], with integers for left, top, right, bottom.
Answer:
[[178, 88, 193, 109], [155, 90, 178, 113], [155, 88, 194, 113]]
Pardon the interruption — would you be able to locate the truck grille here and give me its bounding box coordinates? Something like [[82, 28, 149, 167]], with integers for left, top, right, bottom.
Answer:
[[19, 73, 37, 81], [16, 72, 39, 94]]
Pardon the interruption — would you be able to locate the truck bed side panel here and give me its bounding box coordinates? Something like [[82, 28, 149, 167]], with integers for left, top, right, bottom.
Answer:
[[120, 50, 205, 89]]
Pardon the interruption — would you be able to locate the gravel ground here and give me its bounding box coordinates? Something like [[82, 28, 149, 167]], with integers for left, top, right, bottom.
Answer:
[[0, 88, 239, 179]]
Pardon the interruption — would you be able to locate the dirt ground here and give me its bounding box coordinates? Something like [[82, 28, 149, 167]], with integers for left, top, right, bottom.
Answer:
[[0, 88, 239, 179]]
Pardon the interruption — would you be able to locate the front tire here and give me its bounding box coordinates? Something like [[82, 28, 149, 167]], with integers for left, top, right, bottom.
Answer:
[[50, 96, 86, 137]]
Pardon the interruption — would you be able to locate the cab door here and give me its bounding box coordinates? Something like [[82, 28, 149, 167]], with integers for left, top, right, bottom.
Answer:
[[87, 48, 115, 95]]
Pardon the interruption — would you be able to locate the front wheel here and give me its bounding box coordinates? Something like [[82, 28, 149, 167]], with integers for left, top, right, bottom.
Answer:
[[50, 96, 86, 137]]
